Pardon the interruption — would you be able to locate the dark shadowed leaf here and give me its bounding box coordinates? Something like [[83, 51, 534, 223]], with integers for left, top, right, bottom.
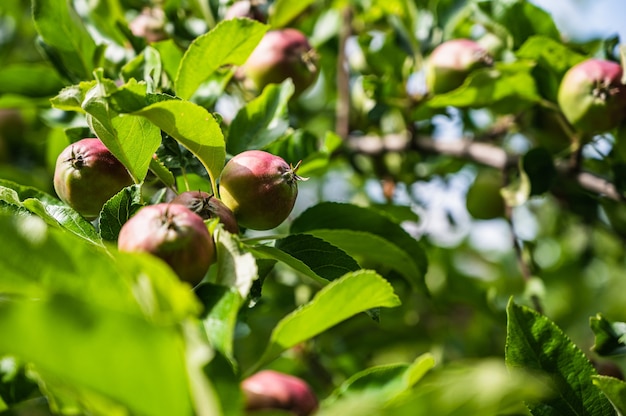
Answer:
[[275, 233, 360, 281], [590, 314, 626, 357], [227, 80, 294, 155]]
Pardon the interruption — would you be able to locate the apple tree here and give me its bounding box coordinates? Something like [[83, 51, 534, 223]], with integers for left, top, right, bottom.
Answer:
[[1, 0, 626, 415]]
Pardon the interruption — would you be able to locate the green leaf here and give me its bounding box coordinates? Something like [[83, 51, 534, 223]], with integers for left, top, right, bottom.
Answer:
[[175, 18, 268, 99], [81, 77, 163, 184], [250, 270, 400, 371], [505, 299, 614, 415], [478, 1, 560, 49], [523, 148, 555, 196], [516, 36, 586, 101], [0, 179, 101, 245], [133, 100, 226, 195], [50, 81, 98, 112], [425, 61, 541, 112], [302, 229, 424, 291], [0, 296, 194, 416], [213, 227, 259, 299], [291, 202, 428, 292], [149, 155, 176, 188], [152, 39, 185, 83], [196, 284, 242, 367], [98, 185, 143, 242], [248, 244, 329, 286], [516, 36, 586, 78], [32, 0, 98, 81], [269, 0, 317, 28], [227, 80, 294, 155], [274, 234, 360, 282], [0, 214, 209, 415], [327, 353, 435, 405], [593, 375, 626, 415], [590, 314, 626, 357]]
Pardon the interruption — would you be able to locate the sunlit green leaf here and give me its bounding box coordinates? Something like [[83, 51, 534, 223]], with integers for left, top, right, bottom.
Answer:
[[593, 375, 626, 415], [175, 18, 268, 99], [133, 100, 226, 194], [0, 179, 101, 245], [251, 270, 400, 371]]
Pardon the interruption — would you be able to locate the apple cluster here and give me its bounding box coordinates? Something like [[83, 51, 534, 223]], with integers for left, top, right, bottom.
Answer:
[[53, 139, 303, 287]]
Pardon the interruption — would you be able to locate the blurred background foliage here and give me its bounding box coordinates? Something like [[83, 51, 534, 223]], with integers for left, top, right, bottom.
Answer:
[[2, 0, 626, 413]]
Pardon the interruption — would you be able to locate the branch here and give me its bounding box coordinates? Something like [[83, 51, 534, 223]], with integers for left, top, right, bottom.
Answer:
[[335, 6, 352, 140], [346, 133, 623, 202]]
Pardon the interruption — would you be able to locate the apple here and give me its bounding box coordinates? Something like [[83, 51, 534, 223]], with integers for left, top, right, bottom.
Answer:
[[129, 7, 168, 43], [557, 58, 626, 134], [237, 29, 319, 96], [465, 169, 506, 220], [118, 203, 215, 286], [218, 150, 303, 230], [224, 0, 267, 22], [425, 39, 493, 95], [241, 370, 318, 416], [53, 138, 133, 220]]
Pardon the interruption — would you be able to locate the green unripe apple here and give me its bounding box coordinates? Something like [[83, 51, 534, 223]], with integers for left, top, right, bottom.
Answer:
[[466, 169, 506, 220]]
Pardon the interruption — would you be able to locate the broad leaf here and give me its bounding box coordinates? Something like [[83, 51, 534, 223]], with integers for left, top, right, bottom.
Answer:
[[213, 227, 258, 299], [98, 185, 143, 242], [291, 202, 427, 292], [251, 270, 400, 371], [275, 234, 360, 281], [227, 80, 294, 155], [133, 100, 226, 194], [478, 1, 560, 49], [0, 214, 210, 414], [50, 81, 98, 112], [506, 300, 614, 415], [196, 283, 242, 367], [304, 229, 424, 290], [424, 61, 541, 113], [175, 18, 268, 99], [593, 375, 626, 415], [327, 353, 435, 405], [0, 179, 101, 245], [32, 0, 98, 81], [249, 244, 329, 286]]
